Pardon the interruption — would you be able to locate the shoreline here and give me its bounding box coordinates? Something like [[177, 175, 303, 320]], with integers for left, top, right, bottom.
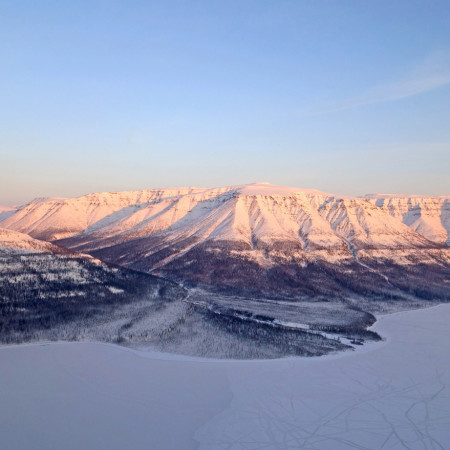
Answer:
[[0, 301, 447, 363]]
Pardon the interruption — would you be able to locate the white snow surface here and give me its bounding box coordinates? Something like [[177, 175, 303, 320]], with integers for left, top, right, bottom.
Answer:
[[1, 303, 449, 450]]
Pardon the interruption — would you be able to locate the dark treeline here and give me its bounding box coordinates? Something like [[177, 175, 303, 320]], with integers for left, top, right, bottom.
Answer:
[[204, 308, 350, 357]]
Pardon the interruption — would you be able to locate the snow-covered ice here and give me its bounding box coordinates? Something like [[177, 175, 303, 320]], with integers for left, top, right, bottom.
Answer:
[[1, 304, 450, 449], [196, 305, 450, 449]]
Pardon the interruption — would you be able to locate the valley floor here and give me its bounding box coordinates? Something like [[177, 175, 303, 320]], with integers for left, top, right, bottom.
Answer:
[[1, 304, 449, 449]]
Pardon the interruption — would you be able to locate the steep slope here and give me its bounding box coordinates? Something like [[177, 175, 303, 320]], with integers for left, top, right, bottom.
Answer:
[[365, 194, 450, 245]]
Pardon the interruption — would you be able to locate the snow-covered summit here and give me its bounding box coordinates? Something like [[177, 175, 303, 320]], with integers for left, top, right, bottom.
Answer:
[[230, 182, 331, 197]]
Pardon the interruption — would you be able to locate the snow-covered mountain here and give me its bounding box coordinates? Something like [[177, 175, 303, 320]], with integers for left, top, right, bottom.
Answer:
[[365, 194, 450, 245], [1, 183, 449, 300], [0, 205, 16, 221], [3, 184, 448, 248], [0, 188, 220, 241]]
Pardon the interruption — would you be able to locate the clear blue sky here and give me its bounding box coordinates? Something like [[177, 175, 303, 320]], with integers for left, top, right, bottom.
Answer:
[[1, 0, 450, 205]]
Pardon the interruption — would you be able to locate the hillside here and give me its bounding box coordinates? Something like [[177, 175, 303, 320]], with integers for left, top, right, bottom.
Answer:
[[0, 228, 186, 344]]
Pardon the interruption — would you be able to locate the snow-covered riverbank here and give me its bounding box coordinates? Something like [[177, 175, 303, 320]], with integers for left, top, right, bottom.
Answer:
[[1, 303, 449, 449]]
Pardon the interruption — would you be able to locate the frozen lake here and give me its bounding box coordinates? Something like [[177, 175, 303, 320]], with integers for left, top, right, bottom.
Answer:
[[1, 304, 450, 449]]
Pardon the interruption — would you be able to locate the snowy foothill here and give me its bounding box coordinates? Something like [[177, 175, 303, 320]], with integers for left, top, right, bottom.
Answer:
[[1, 303, 449, 449]]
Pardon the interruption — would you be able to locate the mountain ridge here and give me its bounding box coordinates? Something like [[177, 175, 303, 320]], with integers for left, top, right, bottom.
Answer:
[[3, 182, 448, 245], [1, 183, 448, 300], [2, 182, 447, 302]]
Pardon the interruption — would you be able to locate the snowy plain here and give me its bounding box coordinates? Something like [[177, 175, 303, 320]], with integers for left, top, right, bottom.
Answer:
[[1, 303, 449, 450]]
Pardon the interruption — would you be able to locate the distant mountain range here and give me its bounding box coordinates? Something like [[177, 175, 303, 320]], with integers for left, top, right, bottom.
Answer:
[[2, 183, 449, 302]]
